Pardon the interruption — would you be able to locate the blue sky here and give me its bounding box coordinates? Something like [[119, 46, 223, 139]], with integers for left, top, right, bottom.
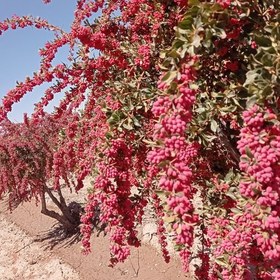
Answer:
[[0, 0, 78, 122]]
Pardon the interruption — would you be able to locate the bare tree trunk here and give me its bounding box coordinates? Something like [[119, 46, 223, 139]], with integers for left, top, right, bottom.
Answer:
[[40, 187, 79, 233], [43, 185, 77, 225]]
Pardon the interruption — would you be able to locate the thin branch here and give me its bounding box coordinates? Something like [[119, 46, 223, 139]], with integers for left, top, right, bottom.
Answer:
[[44, 185, 64, 211], [40, 189, 71, 227], [41, 186, 76, 227], [217, 122, 240, 166], [57, 187, 67, 208]]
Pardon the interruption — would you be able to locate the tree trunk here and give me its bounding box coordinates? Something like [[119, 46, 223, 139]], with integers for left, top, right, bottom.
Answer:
[[40, 187, 79, 233], [43, 185, 77, 224]]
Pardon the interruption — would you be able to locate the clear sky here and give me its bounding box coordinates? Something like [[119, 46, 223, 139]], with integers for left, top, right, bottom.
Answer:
[[0, 0, 78, 122]]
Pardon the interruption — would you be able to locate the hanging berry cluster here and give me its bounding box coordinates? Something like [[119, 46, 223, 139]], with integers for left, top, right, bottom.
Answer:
[[148, 61, 199, 271]]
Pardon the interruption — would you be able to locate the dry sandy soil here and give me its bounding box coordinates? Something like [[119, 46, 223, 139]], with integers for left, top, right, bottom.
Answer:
[[0, 215, 80, 280], [0, 188, 190, 280]]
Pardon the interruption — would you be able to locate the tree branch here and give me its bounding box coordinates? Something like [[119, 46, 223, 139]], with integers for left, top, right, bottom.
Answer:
[[40, 188, 74, 230], [43, 185, 76, 225]]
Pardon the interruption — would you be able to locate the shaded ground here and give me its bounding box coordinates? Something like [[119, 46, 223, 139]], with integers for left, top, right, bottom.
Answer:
[[0, 198, 189, 280]]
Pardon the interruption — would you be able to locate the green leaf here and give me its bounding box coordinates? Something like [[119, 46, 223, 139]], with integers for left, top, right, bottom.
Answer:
[[201, 133, 217, 143], [262, 85, 272, 97], [178, 16, 193, 30], [196, 107, 206, 113], [108, 111, 123, 126], [188, 5, 200, 17], [261, 53, 273, 67], [224, 170, 234, 182], [214, 258, 228, 267], [122, 122, 134, 130], [105, 132, 112, 139], [133, 117, 141, 127], [142, 139, 157, 146], [245, 146, 254, 158], [188, 0, 200, 6], [168, 49, 180, 58], [172, 40, 185, 50], [159, 51, 166, 59], [161, 71, 177, 85], [254, 35, 271, 47], [210, 119, 218, 132], [231, 208, 242, 214], [246, 95, 258, 108], [223, 105, 238, 113], [192, 33, 202, 48], [174, 244, 184, 251], [164, 215, 177, 223], [214, 27, 226, 39], [226, 191, 237, 200], [244, 70, 259, 86]]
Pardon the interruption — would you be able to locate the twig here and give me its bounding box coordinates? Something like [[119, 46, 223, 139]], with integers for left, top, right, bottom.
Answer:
[[129, 250, 140, 277], [15, 240, 34, 253]]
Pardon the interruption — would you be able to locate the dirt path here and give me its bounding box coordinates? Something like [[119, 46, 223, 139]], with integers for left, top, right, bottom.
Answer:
[[0, 198, 188, 280], [0, 216, 80, 280]]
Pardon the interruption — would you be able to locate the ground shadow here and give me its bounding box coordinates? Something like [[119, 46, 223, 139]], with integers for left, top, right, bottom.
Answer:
[[34, 202, 106, 251]]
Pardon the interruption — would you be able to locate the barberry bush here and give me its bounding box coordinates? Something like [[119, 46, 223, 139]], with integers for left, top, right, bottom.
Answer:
[[0, 113, 81, 232], [0, 0, 279, 279]]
